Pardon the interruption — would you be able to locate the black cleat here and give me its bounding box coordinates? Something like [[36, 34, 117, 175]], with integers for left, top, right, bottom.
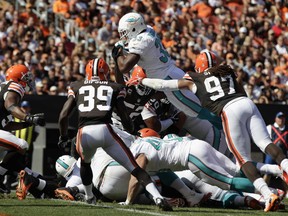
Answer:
[[155, 198, 173, 211]]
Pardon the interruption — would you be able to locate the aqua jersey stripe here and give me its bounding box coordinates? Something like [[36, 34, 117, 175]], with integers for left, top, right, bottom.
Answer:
[[188, 154, 232, 185], [212, 126, 221, 150], [108, 161, 121, 166], [56, 159, 69, 169], [165, 75, 202, 113]]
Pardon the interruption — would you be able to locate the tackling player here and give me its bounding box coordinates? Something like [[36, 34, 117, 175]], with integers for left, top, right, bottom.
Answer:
[[57, 58, 172, 210], [0, 64, 45, 194], [126, 51, 288, 212]]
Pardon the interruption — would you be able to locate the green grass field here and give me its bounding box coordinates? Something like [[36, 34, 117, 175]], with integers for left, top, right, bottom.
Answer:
[[0, 194, 287, 216]]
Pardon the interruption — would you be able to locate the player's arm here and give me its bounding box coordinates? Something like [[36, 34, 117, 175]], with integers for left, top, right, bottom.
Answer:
[[5, 91, 26, 120], [128, 78, 193, 91], [59, 96, 75, 137], [125, 153, 148, 204], [115, 95, 135, 134], [116, 53, 140, 75], [4, 91, 37, 130]]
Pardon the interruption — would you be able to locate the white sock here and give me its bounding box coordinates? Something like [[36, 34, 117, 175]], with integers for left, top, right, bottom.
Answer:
[[77, 184, 85, 193], [170, 178, 195, 199], [145, 183, 163, 200], [253, 178, 272, 200], [83, 183, 94, 199], [280, 159, 288, 174], [256, 163, 282, 175]]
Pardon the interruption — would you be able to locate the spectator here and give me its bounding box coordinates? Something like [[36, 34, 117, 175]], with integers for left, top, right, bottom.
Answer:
[[275, 35, 287, 55], [34, 82, 47, 95], [96, 19, 113, 46], [49, 86, 58, 95], [53, 0, 70, 17], [19, 3, 39, 25], [244, 75, 262, 101], [243, 56, 256, 77], [264, 112, 287, 166]]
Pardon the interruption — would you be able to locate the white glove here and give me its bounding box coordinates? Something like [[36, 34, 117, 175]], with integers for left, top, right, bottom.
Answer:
[[115, 40, 125, 48]]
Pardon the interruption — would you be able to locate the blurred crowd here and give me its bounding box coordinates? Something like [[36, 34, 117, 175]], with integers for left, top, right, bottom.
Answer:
[[0, 0, 287, 104]]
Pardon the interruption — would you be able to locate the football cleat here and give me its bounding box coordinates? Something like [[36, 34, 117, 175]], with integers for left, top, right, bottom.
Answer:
[[264, 194, 280, 212], [186, 192, 212, 207], [85, 196, 97, 205], [154, 198, 173, 211], [165, 197, 186, 207], [0, 181, 10, 194], [244, 196, 262, 210], [16, 170, 34, 200], [55, 187, 75, 201]]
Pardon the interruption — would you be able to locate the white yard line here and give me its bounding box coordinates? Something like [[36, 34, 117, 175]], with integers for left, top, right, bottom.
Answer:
[[53, 199, 173, 216]]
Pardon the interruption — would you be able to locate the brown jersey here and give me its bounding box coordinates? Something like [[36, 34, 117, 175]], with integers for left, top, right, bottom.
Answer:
[[0, 81, 25, 130], [68, 79, 126, 128], [187, 70, 246, 115]]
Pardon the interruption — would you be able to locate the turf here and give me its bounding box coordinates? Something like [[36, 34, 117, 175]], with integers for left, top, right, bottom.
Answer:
[[0, 194, 287, 216]]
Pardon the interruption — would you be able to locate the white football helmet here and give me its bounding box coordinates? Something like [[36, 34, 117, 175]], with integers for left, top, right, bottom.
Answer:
[[118, 12, 147, 44], [55, 155, 77, 178]]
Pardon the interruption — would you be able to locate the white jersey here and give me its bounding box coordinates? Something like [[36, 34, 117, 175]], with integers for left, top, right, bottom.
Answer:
[[130, 136, 192, 173], [128, 26, 175, 79]]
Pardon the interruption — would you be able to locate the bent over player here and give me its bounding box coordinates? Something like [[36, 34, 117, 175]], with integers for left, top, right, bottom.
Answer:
[[57, 58, 172, 211]]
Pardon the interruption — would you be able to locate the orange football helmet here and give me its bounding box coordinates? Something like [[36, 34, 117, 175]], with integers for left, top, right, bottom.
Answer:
[[194, 51, 217, 73], [131, 66, 146, 80], [127, 66, 151, 96], [85, 58, 110, 81], [5, 64, 32, 88], [137, 128, 160, 138]]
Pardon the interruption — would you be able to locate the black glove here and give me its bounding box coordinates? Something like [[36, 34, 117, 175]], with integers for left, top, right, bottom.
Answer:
[[58, 135, 70, 150], [112, 44, 123, 61], [25, 113, 45, 126]]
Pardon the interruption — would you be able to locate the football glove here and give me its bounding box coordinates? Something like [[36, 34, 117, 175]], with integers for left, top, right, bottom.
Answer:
[[58, 135, 70, 150], [125, 77, 144, 87], [25, 113, 45, 126], [112, 44, 123, 61]]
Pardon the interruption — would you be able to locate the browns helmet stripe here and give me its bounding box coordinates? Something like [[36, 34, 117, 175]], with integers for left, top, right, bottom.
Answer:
[[93, 58, 99, 77], [203, 51, 213, 69]]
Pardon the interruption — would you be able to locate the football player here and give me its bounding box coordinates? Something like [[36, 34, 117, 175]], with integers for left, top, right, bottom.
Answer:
[[56, 58, 172, 210], [112, 12, 222, 130], [0, 64, 45, 193], [128, 129, 283, 194], [125, 66, 233, 159], [126, 51, 288, 212]]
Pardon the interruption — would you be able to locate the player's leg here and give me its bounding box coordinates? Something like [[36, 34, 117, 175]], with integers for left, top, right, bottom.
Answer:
[[175, 170, 261, 209], [103, 124, 172, 211], [96, 164, 131, 201], [222, 99, 280, 212], [76, 125, 100, 204], [157, 170, 210, 207]]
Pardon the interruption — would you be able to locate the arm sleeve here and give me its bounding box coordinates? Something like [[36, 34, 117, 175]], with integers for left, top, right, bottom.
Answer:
[[141, 78, 179, 91]]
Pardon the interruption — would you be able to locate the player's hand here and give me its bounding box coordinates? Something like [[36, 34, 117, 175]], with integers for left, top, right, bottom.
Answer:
[[112, 43, 123, 61], [58, 135, 70, 150], [126, 77, 143, 86], [115, 40, 125, 48], [170, 110, 181, 124], [25, 113, 45, 126]]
